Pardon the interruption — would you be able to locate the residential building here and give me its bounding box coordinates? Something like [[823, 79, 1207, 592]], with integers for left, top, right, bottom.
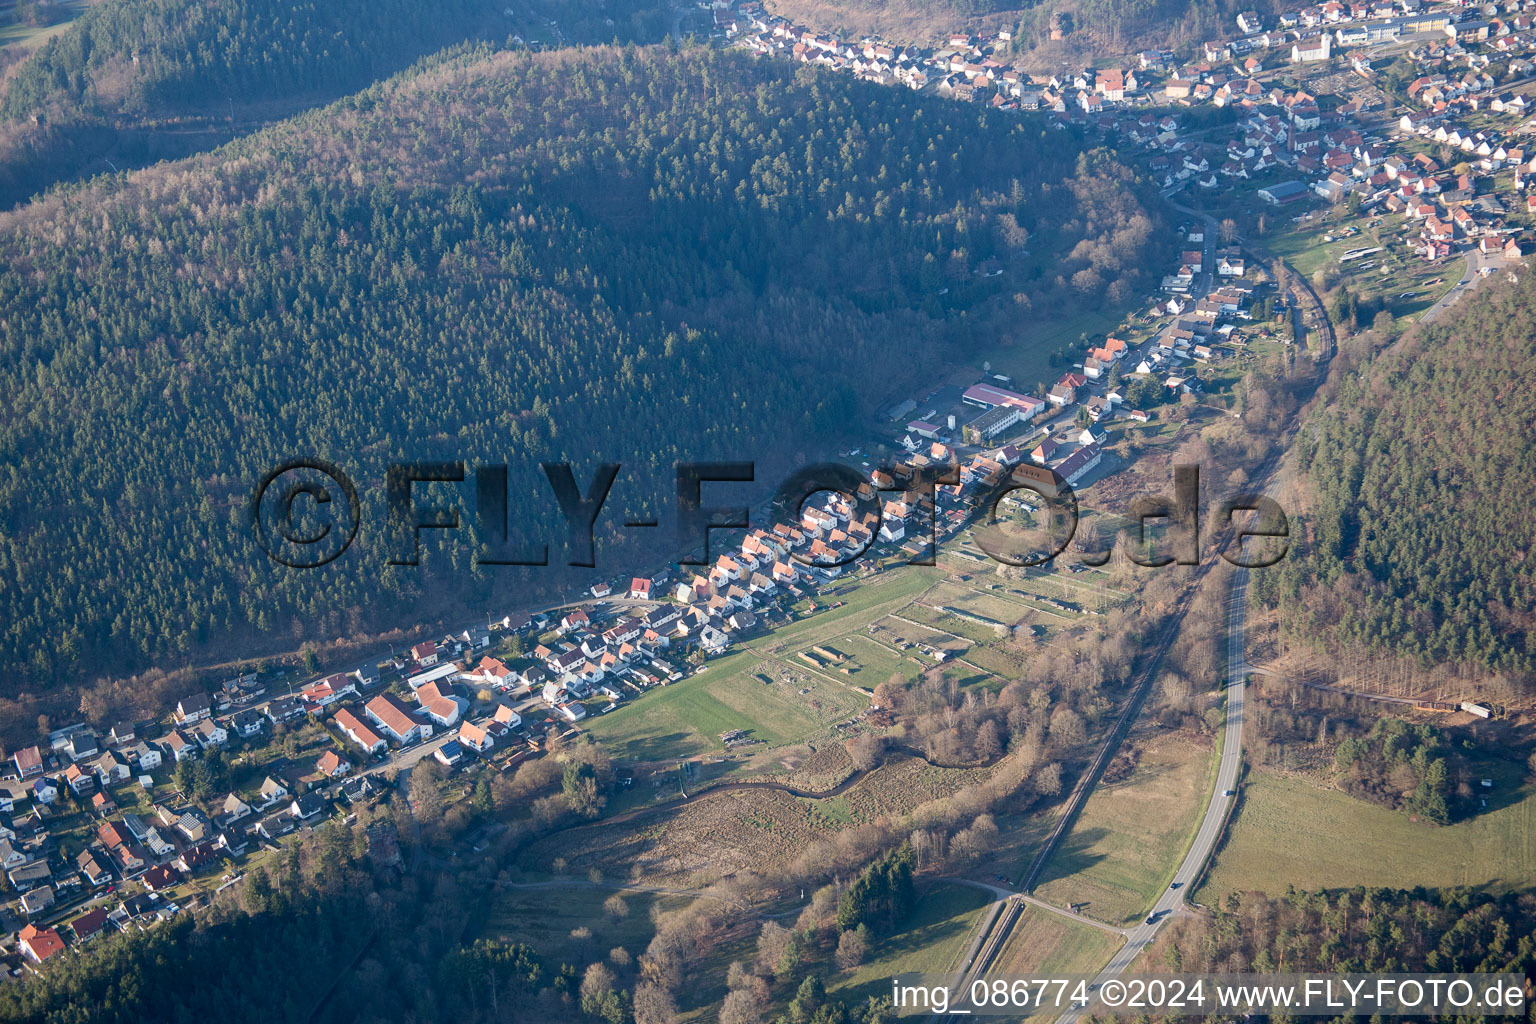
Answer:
[[18, 924, 65, 963], [365, 693, 432, 745]]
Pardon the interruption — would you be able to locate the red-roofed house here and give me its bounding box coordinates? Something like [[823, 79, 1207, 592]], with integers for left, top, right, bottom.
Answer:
[[316, 750, 351, 778], [301, 674, 357, 707], [458, 721, 494, 754], [365, 694, 430, 745], [333, 707, 386, 756], [18, 924, 65, 963], [416, 682, 463, 728], [13, 745, 43, 778], [70, 907, 109, 942], [474, 656, 516, 688]]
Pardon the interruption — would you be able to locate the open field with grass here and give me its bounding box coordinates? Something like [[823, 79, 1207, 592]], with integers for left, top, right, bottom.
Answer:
[[927, 581, 1040, 627], [984, 303, 1135, 393], [837, 632, 924, 685], [583, 647, 867, 761], [1197, 770, 1536, 900], [475, 884, 693, 962], [0, 3, 87, 51], [760, 566, 942, 651], [901, 603, 1007, 646], [1034, 730, 1217, 926], [989, 905, 1123, 982], [829, 882, 993, 1005], [584, 569, 950, 761]]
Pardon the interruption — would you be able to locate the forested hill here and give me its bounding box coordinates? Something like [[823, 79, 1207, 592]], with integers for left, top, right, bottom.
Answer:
[[763, 0, 1233, 54], [1256, 272, 1536, 680], [0, 0, 668, 205], [0, 44, 1159, 694]]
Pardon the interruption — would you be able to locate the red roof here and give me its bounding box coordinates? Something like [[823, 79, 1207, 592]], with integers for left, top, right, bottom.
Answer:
[[334, 707, 384, 750], [71, 907, 109, 938], [365, 693, 419, 739], [411, 642, 436, 659], [19, 924, 65, 961], [477, 656, 512, 679]]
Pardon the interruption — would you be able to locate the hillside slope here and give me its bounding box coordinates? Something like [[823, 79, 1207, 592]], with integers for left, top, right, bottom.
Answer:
[[0, 0, 668, 204], [0, 45, 1159, 695], [1257, 272, 1536, 681]]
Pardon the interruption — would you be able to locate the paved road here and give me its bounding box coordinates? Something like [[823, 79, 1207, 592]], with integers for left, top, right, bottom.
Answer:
[[1420, 250, 1508, 325], [1055, 567, 1252, 1023]]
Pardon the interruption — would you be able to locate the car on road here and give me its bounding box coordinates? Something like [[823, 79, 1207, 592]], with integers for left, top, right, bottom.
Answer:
[[1146, 914, 1158, 924], [1224, 788, 1236, 796], [1169, 881, 1182, 889]]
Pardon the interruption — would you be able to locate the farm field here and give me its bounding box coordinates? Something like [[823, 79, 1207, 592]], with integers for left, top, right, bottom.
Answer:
[[829, 882, 993, 1006], [1034, 729, 1217, 926], [582, 647, 866, 762], [1197, 769, 1536, 899]]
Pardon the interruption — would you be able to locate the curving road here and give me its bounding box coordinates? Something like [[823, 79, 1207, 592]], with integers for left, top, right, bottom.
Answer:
[[1054, 566, 1251, 1022]]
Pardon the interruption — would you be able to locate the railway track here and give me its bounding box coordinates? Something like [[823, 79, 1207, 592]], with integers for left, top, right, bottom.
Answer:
[[936, 211, 1339, 1016]]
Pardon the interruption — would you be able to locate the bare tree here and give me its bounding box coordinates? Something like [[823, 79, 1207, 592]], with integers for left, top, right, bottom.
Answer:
[[1033, 761, 1063, 796], [604, 893, 630, 922], [634, 982, 679, 1024], [844, 733, 887, 770], [835, 927, 869, 970], [720, 989, 764, 1024]]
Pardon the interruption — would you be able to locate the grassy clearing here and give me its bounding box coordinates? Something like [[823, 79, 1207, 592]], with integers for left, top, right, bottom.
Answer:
[[1034, 730, 1216, 926], [0, 3, 87, 51], [583, 569, 944, 761], [983, 303, 1136, 395], [476, 885, 692, 962], [989, 905, 1122, 982], [583, 648, 866, 761], [828, 882, 993, 1005], [763, 566, 941, 651], [1197, 770, 1536, 900], [837, 633, 923, 685], [901, 604, 1002, 646]]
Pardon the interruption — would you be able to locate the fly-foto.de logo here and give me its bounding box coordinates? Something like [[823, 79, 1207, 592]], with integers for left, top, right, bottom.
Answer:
[[250, 459, 1288, 571]]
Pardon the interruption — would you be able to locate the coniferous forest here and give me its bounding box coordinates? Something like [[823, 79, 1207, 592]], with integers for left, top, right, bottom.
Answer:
[[0, 0, 669, 203], [0, 44, 1159, 694], [1256, 272, 1536, 681]]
